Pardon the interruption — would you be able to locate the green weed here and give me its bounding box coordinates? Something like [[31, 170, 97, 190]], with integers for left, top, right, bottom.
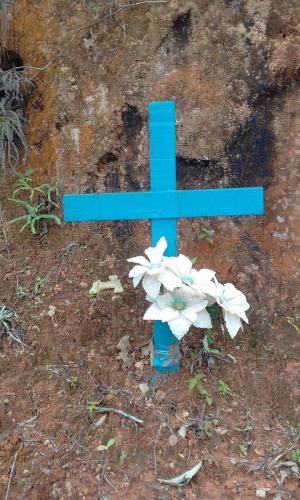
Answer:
[[9, 170, 61, 235], [217, 380, 230, 396], [198, 227, 214, 245], [187, 373, 213, 406], [87, 400, 100, 415], [97, 438, 115, 452], [291, 449, 300, 464]]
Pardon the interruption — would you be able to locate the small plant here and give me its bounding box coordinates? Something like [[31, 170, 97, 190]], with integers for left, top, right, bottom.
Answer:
[[202, 334, 221, 357], [187, 373, 213, 406], [291, 449, 300, 465], [9, 170, 61, 235], [239, 444, 248, 457], [196, 420, 212, 439], [13, 169, 59, 204], [286, 314, 300, 334], [0, 304, 23, 345], [119, 451, 128, 463], [217, 380, 230, 396], [87, 400, 100, 415], [0, 103, 27, 170], [68, 376, 79, 388], [0, 68, 34, 170], [32, 277, 44, 304], [17, 285, 27, 299], [97, 438, 115, 452], [9, 198, 61, 234], [32, 277, 44, 296], [198, 227, 214, 245]]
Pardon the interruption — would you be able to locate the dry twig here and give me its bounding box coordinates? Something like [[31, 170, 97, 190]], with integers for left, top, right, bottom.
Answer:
[[4, 449, 19, 500], [95, 406, 144, 425]]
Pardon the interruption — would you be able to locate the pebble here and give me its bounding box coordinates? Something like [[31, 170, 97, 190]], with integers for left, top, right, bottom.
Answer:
[[139, 383, 150, 395], [80, 282, 88, 289], [168, 435, 178, 447], [47, 305, 57, 317], [135, 361, 144, 370]]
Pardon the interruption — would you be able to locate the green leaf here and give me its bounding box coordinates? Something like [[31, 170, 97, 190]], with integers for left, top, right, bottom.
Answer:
[[206, 396, 213, 406], [187, 378, 198, 392], [96, 444, 107, 451], [8, 215, 29, 224], [239, 444, 248, 457], [97, 438, 115, 452], [106, 438, 115, 449]]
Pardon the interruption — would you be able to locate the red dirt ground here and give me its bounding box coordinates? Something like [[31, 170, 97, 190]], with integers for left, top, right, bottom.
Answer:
[[0, 187, 299, 499]]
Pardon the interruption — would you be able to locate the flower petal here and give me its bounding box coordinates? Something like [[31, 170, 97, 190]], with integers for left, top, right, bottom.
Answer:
[[129, 265, 147, 278], [142, 274, 161, 301], [143, 303, 162, 320], [177, 254, 193, 274], [156, 292, 173, 309], [144, 237, 167, 263], [224, 311, 242, 339], [160, 307, 178, 322], [195, 268, 215, 283], [193, 309, 212, 328], [159, 269, 183, 291], [127, 255, 150, 266], [168, 315, 192, 340], [182, 307, 197, 323], [132, 274, 143, 287]]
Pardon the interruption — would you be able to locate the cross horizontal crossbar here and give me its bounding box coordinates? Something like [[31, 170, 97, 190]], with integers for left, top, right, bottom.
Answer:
[[63, 187, 263, 222]]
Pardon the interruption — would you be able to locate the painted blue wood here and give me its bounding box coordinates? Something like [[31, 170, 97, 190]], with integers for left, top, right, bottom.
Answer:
[[63, 100, 265, 375], [149, 101, 179, 373], [63, 187, 264, 222]]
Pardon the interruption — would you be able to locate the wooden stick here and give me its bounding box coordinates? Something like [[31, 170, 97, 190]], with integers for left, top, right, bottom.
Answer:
[[5, 449, 19, 500], [96, 406, 144, 425]]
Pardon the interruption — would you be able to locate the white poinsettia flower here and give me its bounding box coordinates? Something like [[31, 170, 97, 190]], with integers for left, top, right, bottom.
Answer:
[[128, 237, 189, 298], [127, 236, 168, 300], [164, 254, 216, 295], [214, 280, 250, 338], [143, 287, 208, 340]]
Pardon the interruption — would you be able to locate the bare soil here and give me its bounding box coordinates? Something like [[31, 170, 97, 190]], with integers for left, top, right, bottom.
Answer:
[[0, 192, 299, 499]]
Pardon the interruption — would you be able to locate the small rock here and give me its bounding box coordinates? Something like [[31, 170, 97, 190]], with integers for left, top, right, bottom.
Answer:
[[182, 411, 189, 418], [168, 435, 178, 447], [47, 305, 56, 317], [135, 361, 144, 370], [94, 415, 107, 428], [80, 281, 88, 289], [256, 488, 270, 498], [178, 425, 187, 438], [139, 383, 150, 395]]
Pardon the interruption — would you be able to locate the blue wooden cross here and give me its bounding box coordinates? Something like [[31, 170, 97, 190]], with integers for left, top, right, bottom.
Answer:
[[63, 101, 264, 373]]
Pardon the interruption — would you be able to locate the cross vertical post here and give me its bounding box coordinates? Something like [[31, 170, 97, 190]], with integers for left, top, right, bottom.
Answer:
[[149, 101, 180, 373]]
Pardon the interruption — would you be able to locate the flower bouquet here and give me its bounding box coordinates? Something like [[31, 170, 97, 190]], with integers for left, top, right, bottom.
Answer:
[[128, 237, 250, 369]]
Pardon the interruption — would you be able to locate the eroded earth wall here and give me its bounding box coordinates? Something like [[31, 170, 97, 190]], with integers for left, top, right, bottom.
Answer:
[[8, 0, 300, 325]]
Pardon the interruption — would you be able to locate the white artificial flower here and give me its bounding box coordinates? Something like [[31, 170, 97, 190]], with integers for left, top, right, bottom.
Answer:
[[164, 254, 217, 302], [143, 287, 208, 340], [127, 237, 168, 300], [214, 280, 250, 338]]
